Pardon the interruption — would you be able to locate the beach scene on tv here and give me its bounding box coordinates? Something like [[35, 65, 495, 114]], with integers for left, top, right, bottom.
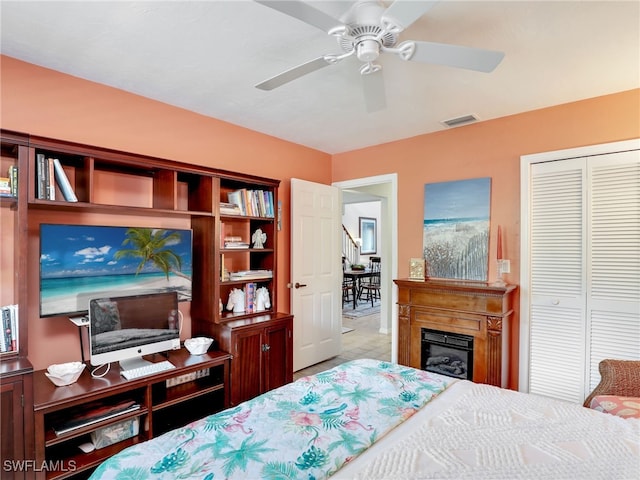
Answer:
[[40, 225, 192, 317]]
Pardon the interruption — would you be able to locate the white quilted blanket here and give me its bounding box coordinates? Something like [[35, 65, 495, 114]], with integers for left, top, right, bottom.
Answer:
[[339, 381, 640, 479]]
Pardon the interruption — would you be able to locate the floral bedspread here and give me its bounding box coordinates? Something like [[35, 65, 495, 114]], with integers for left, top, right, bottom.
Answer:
[[90, 359, 450, 480]]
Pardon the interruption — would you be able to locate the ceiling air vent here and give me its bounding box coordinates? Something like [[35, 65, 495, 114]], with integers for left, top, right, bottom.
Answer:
[[441, 114, 480, 128]]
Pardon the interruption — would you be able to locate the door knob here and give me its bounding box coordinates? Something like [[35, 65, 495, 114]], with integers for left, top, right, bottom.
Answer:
[[294, 282, 307, 289]]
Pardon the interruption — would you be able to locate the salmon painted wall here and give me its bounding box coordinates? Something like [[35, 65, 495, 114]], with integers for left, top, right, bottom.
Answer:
[[2, 53, 638, 381], [1, 56, 332, 370], [332, 88, 640, 388]]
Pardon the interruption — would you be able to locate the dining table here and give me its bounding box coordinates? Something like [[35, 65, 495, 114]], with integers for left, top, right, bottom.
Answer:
[[343, 268, 374, 309]]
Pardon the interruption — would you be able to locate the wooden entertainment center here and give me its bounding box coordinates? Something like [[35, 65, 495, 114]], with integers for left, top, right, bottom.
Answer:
[[33, 350, 230, 480], [1, 130, 293, 479], [394, 279, 516, 388]]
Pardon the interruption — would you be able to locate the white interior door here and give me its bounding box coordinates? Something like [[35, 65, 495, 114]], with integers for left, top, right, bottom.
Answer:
[[291, 178, 342, 371]]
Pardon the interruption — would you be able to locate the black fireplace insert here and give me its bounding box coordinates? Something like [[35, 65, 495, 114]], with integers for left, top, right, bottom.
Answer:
[[421, 329, 473, 380]]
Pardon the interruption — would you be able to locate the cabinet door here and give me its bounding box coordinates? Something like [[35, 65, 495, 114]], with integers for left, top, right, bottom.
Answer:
[[263, 318, 293, 393], [230, 328, 264, 405], [1, 378, 25, 480]]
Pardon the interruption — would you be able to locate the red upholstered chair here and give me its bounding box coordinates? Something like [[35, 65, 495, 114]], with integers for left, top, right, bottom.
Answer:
[[583, 359, 640, 419]]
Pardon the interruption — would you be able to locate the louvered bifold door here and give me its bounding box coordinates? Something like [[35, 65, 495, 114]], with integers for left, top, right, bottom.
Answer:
[[587, 151, 640, 394], [528, 159, 587, 402]]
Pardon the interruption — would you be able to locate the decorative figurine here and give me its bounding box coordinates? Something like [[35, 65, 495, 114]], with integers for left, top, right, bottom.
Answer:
[[226, 288, 245, 313], [252, 228, 267, 249], [255, 287, 271, 312]]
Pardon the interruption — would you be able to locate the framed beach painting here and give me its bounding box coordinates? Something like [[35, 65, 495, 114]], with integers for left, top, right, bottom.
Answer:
[[423, 177, 491, 281]]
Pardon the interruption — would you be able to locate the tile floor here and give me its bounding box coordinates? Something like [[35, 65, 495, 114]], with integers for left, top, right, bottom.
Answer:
[[293, 310, 391, 380]]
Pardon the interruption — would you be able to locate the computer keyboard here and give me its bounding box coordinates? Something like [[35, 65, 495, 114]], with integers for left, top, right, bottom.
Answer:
[[121, 360, 176, 380]]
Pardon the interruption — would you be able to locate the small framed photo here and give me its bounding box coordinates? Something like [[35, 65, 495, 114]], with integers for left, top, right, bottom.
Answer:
[[409, 258, 426, 280]]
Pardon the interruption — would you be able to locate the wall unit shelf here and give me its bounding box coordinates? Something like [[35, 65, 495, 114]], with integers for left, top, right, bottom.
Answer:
[[1, 129, 293, 477], [1, 131, 33, 480]]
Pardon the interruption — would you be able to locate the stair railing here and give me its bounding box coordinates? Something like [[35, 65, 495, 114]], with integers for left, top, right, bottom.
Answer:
[[342, 225, 359, 266]]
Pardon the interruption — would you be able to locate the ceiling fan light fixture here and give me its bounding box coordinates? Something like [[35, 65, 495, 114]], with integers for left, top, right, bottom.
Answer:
[[356, 39, 380, 62]]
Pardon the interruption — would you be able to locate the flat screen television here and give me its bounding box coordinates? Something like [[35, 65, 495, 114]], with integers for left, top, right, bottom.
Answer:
[[39, 224, 192, 318], [88, 291, 180, 369]]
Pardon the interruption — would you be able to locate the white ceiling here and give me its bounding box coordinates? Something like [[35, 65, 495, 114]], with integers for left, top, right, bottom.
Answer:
[[1, 1, 638, 154]]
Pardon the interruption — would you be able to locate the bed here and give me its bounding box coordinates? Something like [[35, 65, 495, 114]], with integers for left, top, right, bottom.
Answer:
[[90, 359, 640, 479]]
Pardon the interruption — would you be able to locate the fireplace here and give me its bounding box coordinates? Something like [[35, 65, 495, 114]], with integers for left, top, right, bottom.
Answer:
[[395, 279, 516, 387], [421, 329, 473, 380]]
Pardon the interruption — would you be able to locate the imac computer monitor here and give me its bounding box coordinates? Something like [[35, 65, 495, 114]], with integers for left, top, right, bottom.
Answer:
[[89, 291, 180, 372]]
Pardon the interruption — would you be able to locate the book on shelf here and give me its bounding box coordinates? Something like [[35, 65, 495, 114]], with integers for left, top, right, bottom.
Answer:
[[220, 202, 241, 215], [36, 153, 46, 199], [227, 190, 245, 215], [0, 304, 18, 353], [0, 177, 11, 197], [36, 154, 54, 200], [227, 189, 274, 218], [9, 305, 18, 351], [220, 253, 229, 281], [47, 157, 56, 200], [52, 399, 141, 436], [245, 282, 255, 313], [223, 235, 249, 249], [52, 158, 78, 202], [8, 165, 18, 197], [224, 242, 250, 249], [0, 308, 7, 353], [34, 154, 78, 202], [229, 269, 273, 281]]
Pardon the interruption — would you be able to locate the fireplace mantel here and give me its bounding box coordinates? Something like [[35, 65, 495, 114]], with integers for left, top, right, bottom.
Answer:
[[394, 279, 517, 387]]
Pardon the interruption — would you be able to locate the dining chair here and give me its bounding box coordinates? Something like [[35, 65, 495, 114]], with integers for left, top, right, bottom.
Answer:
[[342, 256, 355, 306], [359, 257, 381, 307]]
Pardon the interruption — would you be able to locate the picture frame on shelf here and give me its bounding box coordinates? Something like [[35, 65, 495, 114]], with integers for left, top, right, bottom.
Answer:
[[409, 258, 426, 280]]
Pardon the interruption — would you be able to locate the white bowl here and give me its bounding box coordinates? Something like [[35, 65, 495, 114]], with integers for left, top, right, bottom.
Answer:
[[184, 337, 213, 355], [45, 362, 85, 386]]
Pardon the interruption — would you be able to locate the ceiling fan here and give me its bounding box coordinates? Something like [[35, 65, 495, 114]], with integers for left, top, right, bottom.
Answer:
[[254, 0, 505, 112]]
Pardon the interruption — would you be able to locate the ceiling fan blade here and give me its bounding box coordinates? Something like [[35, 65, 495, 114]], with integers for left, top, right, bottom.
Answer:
[[255, 0, 343, 33], [255, 56, 333, 90], [362, 70, 386, 113], [382, 0, 440, 32], [410, 41, 505, 72]]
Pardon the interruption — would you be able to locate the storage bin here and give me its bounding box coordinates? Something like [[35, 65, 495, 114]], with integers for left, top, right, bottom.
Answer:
[[91, 417, 139, 449]]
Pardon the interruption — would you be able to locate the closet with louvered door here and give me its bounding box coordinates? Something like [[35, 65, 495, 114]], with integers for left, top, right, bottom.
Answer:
[[520, 141, 640, 404]]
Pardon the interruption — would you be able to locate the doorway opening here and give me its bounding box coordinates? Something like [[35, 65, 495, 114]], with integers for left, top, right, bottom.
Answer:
[[333, 174, 398, 363]]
